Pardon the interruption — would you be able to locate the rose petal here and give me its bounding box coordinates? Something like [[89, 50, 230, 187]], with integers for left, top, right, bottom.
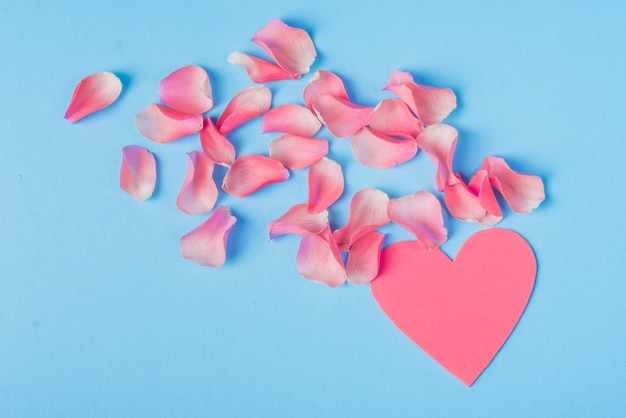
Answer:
[[351, 127, 418, 168], [252, 18, 316, 77], [415, 124, 458, 192], [268, 134, 328, 170], [468, 169, 503, 225], [262, 104, 321, 137], [383, 70, 457, 125], [312, 94, 373, 138], [222, 154, 289, 197], [345, 231, 385, 285], [268, 203, 329, 239], [227, 52, 293, 83], [387, 191, 448, 249], [216, 86, 272, 135], [134, 103, 203, 143], [176, 151, 218, 216], [333, 188, 390, 252], [120, 145, 156, 201], [307, 157, 344, 214], [180, 206, 236, 267], [158, 65, 213, 115], [200, 117, 236, 167], [303, 70, 350, 109], [296, 226, 346, 288], [368, 99, 423, 139], [64, 72, 122, 123], [443, 172, 502, 226]]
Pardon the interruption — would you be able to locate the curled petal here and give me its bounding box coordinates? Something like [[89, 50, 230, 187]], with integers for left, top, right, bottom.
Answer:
[[296, 226, 347, 288], [64, 72, 122, 123], [227, 52, 293, 83], [262, 104, 321, 137], [346, 231, 385, 285], [216, 86, 272, 135], [252, 18, 316, 77], [120, 145, 156, 201], [268, 203, 329, 239], [443, 173, 502, 226], [333, 188, 390, 252], [222, 154, 289, 197], [200, 117, 236, 167], [351, 127, 418, 168], [268, 134, 328, 170], [176, 151, 218, 216], [135, 103, 203, 143], [468, 169, 503, 225], [387, 191, 448, 249], [307, 157, 344, 214], [383, 70, 457, 125], [415, 124, 458, 192], [180, 206, 236, 267], [368, 99, 423, 139], [158, 65, 213, 115], [312, 94, 373, 138], [303, 70, 350, 109]]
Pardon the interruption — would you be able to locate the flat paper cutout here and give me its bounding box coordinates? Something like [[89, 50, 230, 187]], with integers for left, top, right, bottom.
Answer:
[[370, 228, 536, 386]]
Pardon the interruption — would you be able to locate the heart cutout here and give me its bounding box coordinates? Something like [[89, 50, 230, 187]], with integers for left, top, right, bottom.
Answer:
[[370, 228, 536, 386]]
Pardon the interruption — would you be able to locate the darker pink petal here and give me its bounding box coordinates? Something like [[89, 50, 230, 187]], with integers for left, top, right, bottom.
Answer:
[[216, 86, 272, 135], [135, 103, 203, 143], [227, 52, 293, 83], [222, 154, 289, 197], [351, 127, 418, 168], [468, 169, 503, 225], [180, 206, 236, 267], [158, 65, 213, 115], [443, 172, 502, 226], [312, 94, 373, 138], [176, 151, 218, 216], [262, 104, 321, 137], [387, 191, 448, 249], [296, 226, 346, 287], [303, 70, 350, 109], [64, 72, 122, 123], [346, 231, 385, 285], [200, 117, 236, 167], [120, 145, 156, 201], [415, 124, 458, 192], [268, 134, 328, 170], [268, 203, 329, 239], [307, 157, 344, 214], [368, 99, 423, 139]]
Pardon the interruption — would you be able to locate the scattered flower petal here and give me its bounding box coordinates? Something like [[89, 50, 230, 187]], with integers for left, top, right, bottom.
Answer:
[[262, 104, 322, 137], [387, 191, 448, 249], [222, 154, 289, 197], [346, 231, 385, 285], [351, 127, 418, 168], [415, 124, 458, 192], [64, 72, 122, 123], [158, 65, 213, 115], [268, 203, 329, 239], [120, 145, 156, 201], [176, 151, 218, 216], [216, 86, 272, 135], [307, 157, 344, 214], [227, 52, 293, 83], [296, 226, 346, 287], [468, 169, 504, 225], [180, 206, 236, 267], [312, 94, 373, 138], [443, 172, 502, 226], [303, 70, 350, 109], [134, 103, 203, 143], [200, 117, 236, 167], [368, 99, 423, 139], [268, 134, 328, 170]]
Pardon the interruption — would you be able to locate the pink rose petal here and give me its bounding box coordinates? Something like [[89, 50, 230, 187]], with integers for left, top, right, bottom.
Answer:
[[64, 72, 122, 123], [200, 116, 236, 167], [345, 231, 385, 285], [134, 103, 203, 143], [268, 134, 328, 170], [180, 206, 236, 267], [268, 203, 329, 239], [296, 226, 347, 288], [368, 99, 423, 139], [351, 127, 418, 168], [176, 151, 218, 216], [222, 154, 289, 197], [262, 104, 322, 137], [443, 172, 502, 226], [158, 65, 213, 115], [307, 157, 344, 214], [216, 86, 272, 135], [312, 94, 373, 138], [303, 70, 350, 109], [119, 145, 156, 201], [227, 52, 293, 83], [387, 191, 448, 249], [468, 169, 504, 225], [415, 124, 458, 192]]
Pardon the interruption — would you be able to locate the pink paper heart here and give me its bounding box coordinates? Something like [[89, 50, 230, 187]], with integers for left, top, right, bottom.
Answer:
[[370, 228, 536, 386]]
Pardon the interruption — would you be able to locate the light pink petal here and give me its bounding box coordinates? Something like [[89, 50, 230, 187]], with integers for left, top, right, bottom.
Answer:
[[64, 72, 122, 123], [180, 206, 236, 267], [443, 172, 502, 226], [268, 134, 328, 170], [346, 231, 385, 285], [383, 70, 457, 125], [176, 151, 218, 216], [303, 70, 349, 109], [333, 188, 390, 252], [351, 127, 418, 168], [387, 191, 448, 249], [252, 18, 316, 77], [120, 145, 156, 201], [134, 103, 203, 143], [216, 86, 272, 135], [262, 104, 321, 137], [307, 157, 344, 214], [479, 156, 546, 213], [296, 226, 346, 288], [200, 117, 236, 167], [268, 203, 329, 239], [227, 52, 293, 83], [415, 124, 458, 192], [368, 99, 423, 139], [312, 94, 373, 138], [222, 154, 289, 197], [158, 65, 213, 115]]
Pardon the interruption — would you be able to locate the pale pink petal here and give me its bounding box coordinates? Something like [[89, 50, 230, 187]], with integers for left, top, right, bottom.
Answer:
[[200, 117, 236, 167], [296, 226, 346, 287], [252, 18, 316, 77], [262, 104, 321, 136], [180, 206, 236, 267], [176, 151, 218, 216], [158, 65, 213, 115], [312, 94, 373, 138], [303, 70, 349, 109], [368, 99, 423, 139], [134, 103, 203, 143], [307, 157, 344, 214], [227, 52, 293, 83], [346, 231, 385, 285], [387, 191, 448, 249], [216, 86, 272, 135], [333, 188, 390, 252], [383, 70, 457, 125], [268, 203, 329, 239], [479, 156, 545, 213], [415, 124, 458, 192], [268, 134, 328, 170], [351, 127, 418, 168], [120, 145, 156, 201], [64, 72, 122, 123], [443, 172, 502, 226], [222, 154, 289, 197]]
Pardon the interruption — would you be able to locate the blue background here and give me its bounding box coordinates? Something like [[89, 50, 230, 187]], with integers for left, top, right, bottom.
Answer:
[[1, 0, 625, 416]]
